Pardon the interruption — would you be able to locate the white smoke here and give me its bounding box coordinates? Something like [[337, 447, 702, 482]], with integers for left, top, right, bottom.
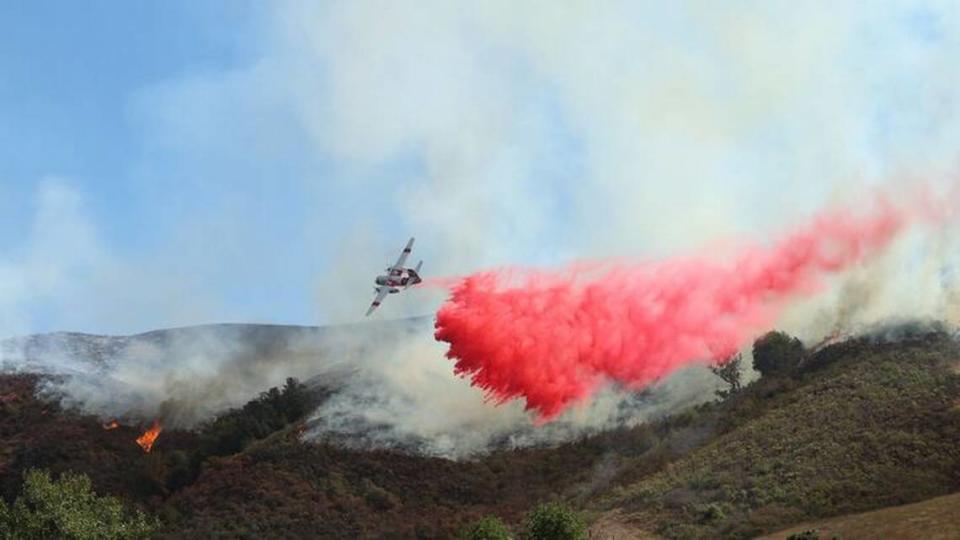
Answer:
[[0, 181, 107, 336], [0, 324, 353, 427], [1, 319, 725, 458], [305, 325, 723, 459], [0, 180, 228, 339]]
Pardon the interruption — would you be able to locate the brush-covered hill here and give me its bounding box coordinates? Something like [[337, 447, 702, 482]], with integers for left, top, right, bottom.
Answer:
[[1, 322, 959, 538], [0, 369, 617, 537], [588, 325, 960, 538]]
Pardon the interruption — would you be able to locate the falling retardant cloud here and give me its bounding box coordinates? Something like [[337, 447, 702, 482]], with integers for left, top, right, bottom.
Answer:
[[434, 188, 952, 419]]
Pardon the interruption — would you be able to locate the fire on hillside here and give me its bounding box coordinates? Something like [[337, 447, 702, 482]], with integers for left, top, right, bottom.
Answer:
[[136, 420, 162, 453]]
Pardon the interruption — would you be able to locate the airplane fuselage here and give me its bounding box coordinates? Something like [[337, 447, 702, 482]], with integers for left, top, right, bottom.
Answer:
[[375, 275, 411, 289], [375, 268, 420, 293]]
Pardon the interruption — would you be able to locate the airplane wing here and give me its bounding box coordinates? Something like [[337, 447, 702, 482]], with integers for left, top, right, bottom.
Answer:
[[389, 237, 415, 271], [366, 287, 390, 316]]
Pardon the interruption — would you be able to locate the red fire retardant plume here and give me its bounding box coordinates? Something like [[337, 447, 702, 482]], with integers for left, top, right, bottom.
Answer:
[[434, 199, 907, 421]]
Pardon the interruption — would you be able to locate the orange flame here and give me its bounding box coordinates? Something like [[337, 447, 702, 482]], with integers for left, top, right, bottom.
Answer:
[[136, 420, 162, 453], [102, 420, 120, 430]]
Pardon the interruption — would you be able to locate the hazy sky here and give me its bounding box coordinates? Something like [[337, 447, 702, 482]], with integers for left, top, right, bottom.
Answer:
[[1, 1, 958, 335]]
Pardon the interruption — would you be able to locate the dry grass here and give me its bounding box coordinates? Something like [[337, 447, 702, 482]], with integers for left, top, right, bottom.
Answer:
[[761, 491, 960, 540]]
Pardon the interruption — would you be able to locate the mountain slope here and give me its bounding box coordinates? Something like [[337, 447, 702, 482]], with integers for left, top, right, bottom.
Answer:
[[591, 329, 960, 538], [2, 323, 959, 538]]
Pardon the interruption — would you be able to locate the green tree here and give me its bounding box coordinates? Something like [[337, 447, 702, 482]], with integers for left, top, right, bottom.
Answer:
[[279, 377, 312, 421], [0, 469, 155, 540], [752, 331, 804, 377], [710, 353, 743, 398], [458, 515, 513, 540], [197, 377, 313, 461], [523, 503, 587, 540]]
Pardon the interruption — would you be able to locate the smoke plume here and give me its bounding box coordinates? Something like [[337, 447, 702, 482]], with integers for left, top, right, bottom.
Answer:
[[1, 319, 723, 459]]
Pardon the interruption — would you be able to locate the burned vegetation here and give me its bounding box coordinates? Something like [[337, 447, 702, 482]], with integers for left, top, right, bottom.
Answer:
[[0, 324, 958, 538]]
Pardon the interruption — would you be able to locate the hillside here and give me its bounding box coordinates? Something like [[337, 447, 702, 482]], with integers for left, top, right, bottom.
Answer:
[[591, 327, 960, 538], [0, 371, 633, 537], [0, 323, 959, 538]]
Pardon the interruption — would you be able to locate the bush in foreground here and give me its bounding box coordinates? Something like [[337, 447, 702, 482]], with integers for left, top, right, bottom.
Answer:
[[523, 503, 587, 540], [753, 331, 804, 377], [459, 515, 513, 539], [0, 469, 155, 539]]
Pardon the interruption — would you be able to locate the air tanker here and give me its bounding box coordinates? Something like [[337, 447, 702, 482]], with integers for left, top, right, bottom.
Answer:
[[366, 237, 423, 316]]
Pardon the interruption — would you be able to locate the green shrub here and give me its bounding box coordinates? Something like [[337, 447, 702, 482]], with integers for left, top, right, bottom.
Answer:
[[459, 515, 513, 540], [697, 502, 727, 524], [752, 331, 804, 377], [197, 377, 312, 460], [710, 354, 743, 398], [522, 503, 587, 540], [0, 469, 156, 539]]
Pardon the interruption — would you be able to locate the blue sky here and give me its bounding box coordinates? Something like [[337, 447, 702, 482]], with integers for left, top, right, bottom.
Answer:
[[0, 2, 344, 332], [1, 2, 256, 228], [0, 2, 239, 241], [1, 4, 303, 327], [1, 2, 958, 336]]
